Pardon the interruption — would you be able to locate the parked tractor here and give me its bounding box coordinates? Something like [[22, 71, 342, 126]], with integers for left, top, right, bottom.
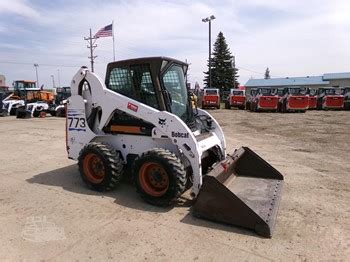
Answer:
[[225, 89, 245, 109], [250, 87, 279, 112], [278, 86, 308, 113], [341, 87, 350, 110], [66, 57, 284, 237], [316, 87, 344, 110], [202, 88, 220, 109], [307, 88, 317, 110]]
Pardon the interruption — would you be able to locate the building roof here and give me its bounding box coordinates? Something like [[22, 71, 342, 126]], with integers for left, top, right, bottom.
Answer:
[[323, 72, 350, 80], [245, 76, 329, 87]]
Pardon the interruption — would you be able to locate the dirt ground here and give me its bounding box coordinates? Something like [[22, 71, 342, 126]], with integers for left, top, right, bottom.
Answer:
[[0, 110, 349, 261]]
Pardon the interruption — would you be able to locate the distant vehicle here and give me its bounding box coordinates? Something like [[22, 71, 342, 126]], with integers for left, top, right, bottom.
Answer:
[[250, 87, 279, 112], [316, 87, 344, 110], [202, 88, 220, 109], [16, 91, 56, 118], [245, 88, 258, 110], [341, 87, 350, 110], [51, 87, 71, 117], [307, 88, 317, 110], [225, 89, 245, 109], [278, 86, 308, 113], [1, 94, 25, 116]]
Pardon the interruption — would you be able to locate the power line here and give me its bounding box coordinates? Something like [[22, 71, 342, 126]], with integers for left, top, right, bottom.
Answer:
[[0, 60, 82, 68]]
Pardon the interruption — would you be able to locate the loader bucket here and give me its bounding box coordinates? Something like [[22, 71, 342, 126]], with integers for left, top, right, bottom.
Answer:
[[193, 147, 284, 238], [16, 109, 31, 119]]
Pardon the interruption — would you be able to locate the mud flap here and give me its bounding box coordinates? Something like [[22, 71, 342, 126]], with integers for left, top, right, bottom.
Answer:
[[16, 108, 31, 119], [193, 147, 284, 238]]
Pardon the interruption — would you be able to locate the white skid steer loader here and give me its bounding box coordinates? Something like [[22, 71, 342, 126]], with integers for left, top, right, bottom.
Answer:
[[66, 57, 284, 237]]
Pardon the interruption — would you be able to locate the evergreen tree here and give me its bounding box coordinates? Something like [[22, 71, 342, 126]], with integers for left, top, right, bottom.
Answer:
[[204, 32, 239, 91], [264, 67, 271, 79]]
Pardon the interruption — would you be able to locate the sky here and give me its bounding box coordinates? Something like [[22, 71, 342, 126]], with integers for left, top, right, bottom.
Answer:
[[0, 0, 349, 88]]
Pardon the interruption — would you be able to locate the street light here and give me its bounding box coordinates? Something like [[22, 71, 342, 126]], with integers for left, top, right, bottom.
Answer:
[[34, 64, 39, 88], [50, 75, 56, 89], [57, 69, 61, 88], [202, 15, 216, 88]]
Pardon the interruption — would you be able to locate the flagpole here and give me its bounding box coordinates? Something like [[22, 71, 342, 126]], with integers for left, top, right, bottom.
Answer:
[[112, 20, 116, 61]]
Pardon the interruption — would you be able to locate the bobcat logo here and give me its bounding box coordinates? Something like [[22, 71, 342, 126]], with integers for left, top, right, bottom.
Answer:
[[158, 118, 166, 127]]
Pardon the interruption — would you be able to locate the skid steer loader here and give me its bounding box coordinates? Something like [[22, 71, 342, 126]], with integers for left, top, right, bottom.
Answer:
[[67, 57, 284, 237]]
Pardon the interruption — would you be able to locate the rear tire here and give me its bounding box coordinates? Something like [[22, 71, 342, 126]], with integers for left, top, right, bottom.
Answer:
[[78, 142, 123, 191], [132, 148, 186, 207], [225, 101, 230, 109]]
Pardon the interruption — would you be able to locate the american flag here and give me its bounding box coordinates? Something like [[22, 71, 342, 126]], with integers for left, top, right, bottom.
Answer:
[[94, 24, 113, 38]]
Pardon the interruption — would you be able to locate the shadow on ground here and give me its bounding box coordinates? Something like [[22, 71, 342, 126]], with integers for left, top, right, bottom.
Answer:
[[26, 164, 258, 237]]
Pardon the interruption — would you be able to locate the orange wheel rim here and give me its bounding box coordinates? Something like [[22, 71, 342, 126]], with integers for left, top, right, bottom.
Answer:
[[139, 162, 169, 197], [83, 153, 105, 183]]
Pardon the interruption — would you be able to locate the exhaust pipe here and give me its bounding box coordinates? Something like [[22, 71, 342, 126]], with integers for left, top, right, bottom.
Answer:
[[193, 147, 284, 238]]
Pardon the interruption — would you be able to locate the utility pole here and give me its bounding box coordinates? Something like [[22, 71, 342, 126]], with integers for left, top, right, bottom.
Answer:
[[232, 56, 236, 88], [57, 69, 61, 88], [84, 28, 98, 72], [34, 63, 39, 88]]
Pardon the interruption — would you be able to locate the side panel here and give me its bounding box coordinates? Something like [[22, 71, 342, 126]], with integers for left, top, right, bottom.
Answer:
[[66, 95, 96, 160]]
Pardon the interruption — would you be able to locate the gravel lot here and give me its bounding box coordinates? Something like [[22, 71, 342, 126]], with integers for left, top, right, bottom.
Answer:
[[0, 110, 349, 261]]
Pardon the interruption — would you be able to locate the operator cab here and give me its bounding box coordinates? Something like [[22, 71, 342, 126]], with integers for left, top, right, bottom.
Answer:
[[257, 87, 277, 96], [231, 90, 245, 96], [286, 86, 307, 96], [105, 57, 191, 122], [103, 57, 198, 135]]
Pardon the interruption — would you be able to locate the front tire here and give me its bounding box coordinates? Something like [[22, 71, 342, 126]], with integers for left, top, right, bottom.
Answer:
[[132, 148, 186, 207], [78, 142, 123, 191]]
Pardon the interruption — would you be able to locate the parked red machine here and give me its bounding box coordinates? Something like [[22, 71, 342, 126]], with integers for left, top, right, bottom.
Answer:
[[202, 88, 220, 109], [225, 89, 245, 109], [307, 88, 317, 110], [250, 87, 279, 112], [341, 87, 350, 110], [278, 86, 309, 113], [316, 87, 344, 110]]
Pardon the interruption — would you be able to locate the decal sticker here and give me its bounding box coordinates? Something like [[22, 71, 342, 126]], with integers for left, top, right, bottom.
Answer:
[[158, 118, 166, 127], [127, 102, 138, 112], [68, 117, 86, 132], [171, 131, 189, 138]]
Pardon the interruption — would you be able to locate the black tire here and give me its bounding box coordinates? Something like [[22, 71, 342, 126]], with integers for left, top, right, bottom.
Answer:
[[33, 110, 40, 118], [216, 104, 220, 109], [10, 108, 17, 116], [224, 101, 230, 109], [56, 108, 65, 117], [78, 142, 123, 191], [132, 148, 186, 207]]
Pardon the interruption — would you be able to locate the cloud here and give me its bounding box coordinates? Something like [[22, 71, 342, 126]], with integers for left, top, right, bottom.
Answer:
[[0, 0, 39, 18]]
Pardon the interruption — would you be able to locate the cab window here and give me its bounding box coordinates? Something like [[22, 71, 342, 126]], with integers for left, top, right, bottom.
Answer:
[[108, 64, 159, 109]]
